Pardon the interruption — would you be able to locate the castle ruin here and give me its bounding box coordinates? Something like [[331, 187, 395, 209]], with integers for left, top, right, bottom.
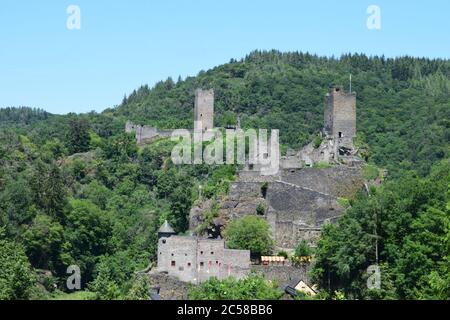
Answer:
[[190, 85, 365, 250], [324, 86, 356, 146], [297, 86, 359, 166], [194, 89, 215, 132]]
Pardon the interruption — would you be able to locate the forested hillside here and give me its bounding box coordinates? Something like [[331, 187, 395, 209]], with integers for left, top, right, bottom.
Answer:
[[116, 50, 450, 177], [0, 51, 449, 300]]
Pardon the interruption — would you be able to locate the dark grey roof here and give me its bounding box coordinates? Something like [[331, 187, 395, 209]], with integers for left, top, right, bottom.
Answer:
[[158, 220, 175, 234]]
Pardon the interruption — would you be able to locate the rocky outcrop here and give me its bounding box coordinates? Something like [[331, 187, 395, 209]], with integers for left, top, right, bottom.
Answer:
[[147, 272, 189, 300], [190, 165, 365, 249]]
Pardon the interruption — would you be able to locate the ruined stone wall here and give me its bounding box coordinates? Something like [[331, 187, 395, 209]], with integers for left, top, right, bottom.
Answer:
[[222, 166, 364, 249], [279, 167, 364, 198], [222, 181, 267, 219], [221, 249, 251, 280], [125, 121, 175, 144], [194, 89, 214, 131]]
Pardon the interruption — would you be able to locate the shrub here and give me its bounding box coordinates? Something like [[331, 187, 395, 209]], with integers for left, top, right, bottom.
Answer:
[[256, 203, 267, 216], [224, 216, 274, 255], [294, 240, 313, 258]]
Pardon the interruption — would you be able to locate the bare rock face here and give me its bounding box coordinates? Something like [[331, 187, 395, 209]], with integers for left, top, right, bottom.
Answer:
[[189, 198, 215, 233], [226, 182, 267, 218]]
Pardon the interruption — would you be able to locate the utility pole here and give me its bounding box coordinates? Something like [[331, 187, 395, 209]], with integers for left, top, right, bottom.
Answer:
[[374, 206, 379, 264], [349, 74, 352, 93]]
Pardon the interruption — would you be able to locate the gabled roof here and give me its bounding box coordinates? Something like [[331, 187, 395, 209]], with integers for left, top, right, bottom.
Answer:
[[158, 220, 175, 234]]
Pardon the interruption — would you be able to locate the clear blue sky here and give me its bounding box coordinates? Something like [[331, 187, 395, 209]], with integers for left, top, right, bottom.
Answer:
[[1, 0, 449, 114]]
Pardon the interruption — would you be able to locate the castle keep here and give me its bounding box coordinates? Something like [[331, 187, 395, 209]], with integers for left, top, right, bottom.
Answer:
[[125, 121, 174, 144], [128, 85, 365, 255], [190, 85, 365, 250], [324, 86, 357, 144]]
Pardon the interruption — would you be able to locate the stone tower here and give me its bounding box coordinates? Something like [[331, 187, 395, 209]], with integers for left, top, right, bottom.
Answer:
[[194, 89, 214, 131], [158, 220, 176, 239], [324, 85, 356, 149]]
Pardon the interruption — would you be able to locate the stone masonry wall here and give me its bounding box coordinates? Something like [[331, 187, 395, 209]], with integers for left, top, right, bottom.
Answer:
[[280, 167, 364, 198], [218, 165, 364, 249], [194, 89, 214, 131], [251, 264, 311, 286], [125, 121, 174, 144]]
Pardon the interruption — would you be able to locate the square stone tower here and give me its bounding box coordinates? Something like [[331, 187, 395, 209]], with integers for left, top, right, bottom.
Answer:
[[194, 89, 214, 131], [324, 86, 356, 147]]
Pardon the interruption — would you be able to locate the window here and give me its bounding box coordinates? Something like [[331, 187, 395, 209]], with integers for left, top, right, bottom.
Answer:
[[171, 261, 176, 267], [162, 240, 166, 244], [200, 262, 204, 267], [200, 251, 204, 255], [338, 132, 343, 138], [211, 252, 214, 255], [187, 263, 191, 267]]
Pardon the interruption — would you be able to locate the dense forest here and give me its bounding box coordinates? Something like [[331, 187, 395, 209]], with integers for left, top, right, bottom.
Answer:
[[0, 51, 448, 300]]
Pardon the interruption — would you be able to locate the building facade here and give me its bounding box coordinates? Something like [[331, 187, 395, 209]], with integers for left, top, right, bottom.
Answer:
[[156, 221, 250, 284]]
